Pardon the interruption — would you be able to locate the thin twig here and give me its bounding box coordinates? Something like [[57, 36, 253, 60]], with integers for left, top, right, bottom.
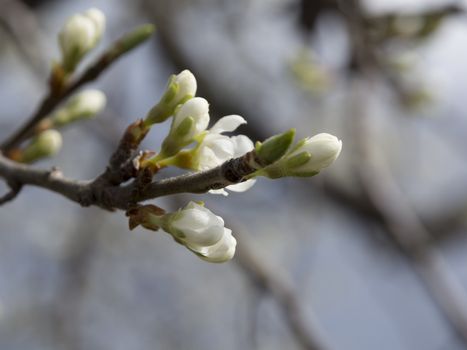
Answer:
[[340, 0, 467, 342], [0, 24, 154, 152], [169, 193, 331, 350], [0, 0, 49, 79], [235, 231, 329, 350], [0, 181, 22, 205], [351, 72, 467, 344]]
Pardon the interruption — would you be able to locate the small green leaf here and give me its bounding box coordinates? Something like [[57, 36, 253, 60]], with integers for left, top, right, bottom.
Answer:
[[256, 129, 295, 165]]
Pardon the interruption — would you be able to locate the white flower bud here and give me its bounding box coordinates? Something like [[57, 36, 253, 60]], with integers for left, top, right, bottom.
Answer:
[[36, 130, 63, 155], [21, 130, 63, 163], [74, 89, 107, 116], [169, 202, 224, 247], [158, 97, 210, 157], [163, 202, 237, 263], [145, 70, 197, 124], [172, 70, 197, 106], [171, 97, 209, 142], [84, 8, 105, 41], [53, 89, 106, 126], [287, 133, 342, 175], [59, 8, 105, 72]]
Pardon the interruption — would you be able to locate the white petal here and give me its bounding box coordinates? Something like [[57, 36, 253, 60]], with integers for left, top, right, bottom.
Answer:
[[172, 209, 210, 231], [208, 189, 229, 196], [197, 229, 237, 263], [210, 115, 246, 134], [226, 179, 256, 192], [230, 135, 254, 157], [84, 8, 105, 39], [184, 224, 224, 246], [172, 97, 209, 131], [174, 70, 197, 99], [197, 134, 235, 170]]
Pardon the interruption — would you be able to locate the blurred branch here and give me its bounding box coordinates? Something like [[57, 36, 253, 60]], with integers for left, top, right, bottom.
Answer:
[[0, 0, 49, 79], [235, 232, 329, 350], [170, 192, 331, 350], [342, 0, 467, 343], [145, 0, 467, 243], [353, 80, 467, 343], [0, 24, 155, 152], [0, 180, 22, 205], [51, 209, 106, 350]]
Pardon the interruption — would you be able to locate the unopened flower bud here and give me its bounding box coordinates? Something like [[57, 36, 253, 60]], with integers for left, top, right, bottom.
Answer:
[[59, 8, 106, 72], [166, 202, 236, 263], [145, 70, 197, 124], [128, 202, 236, 262], [21, 130, 63, 163], [260, 133, 342, 178], [167, 201, 224, 246], [159, 97, 209, 157], [52, 89, 106, 126]]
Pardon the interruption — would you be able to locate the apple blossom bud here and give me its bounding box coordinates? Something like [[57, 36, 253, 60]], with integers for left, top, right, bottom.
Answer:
[[59, 8, 106, 72], [21, 130, 63, 163], [145, 70, 197, 124]]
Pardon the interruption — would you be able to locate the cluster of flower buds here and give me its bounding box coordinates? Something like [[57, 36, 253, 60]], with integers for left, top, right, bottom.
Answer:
[[59, 8, 106, 73], [128, 202, 236, 263], [141, 70, 257, 195], [124, 69, 342, 262], [17, 6, 344, 264]]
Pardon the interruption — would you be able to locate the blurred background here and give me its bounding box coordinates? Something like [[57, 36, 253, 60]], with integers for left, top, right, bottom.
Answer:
[[1, 0, 467, 349]]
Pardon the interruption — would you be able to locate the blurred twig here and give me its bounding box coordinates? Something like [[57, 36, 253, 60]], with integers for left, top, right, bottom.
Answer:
[[170, 193, 330, 350], [145, 0, 467, 243], [0, 180, 22, 204], [51, 209, 105, 350], [0, 0, 49, 79], [235, 231, 329, 350], [0, 23, 155, 152], [352, 76, 467, 344], [343, 0, 467, 342]]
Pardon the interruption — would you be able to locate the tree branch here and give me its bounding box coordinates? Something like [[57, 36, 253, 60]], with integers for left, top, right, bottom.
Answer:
[[235, 232, 329, 350], [0, 180, 22, 205], [0, 24, 154, 153], [0, 150, 258, 210]]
